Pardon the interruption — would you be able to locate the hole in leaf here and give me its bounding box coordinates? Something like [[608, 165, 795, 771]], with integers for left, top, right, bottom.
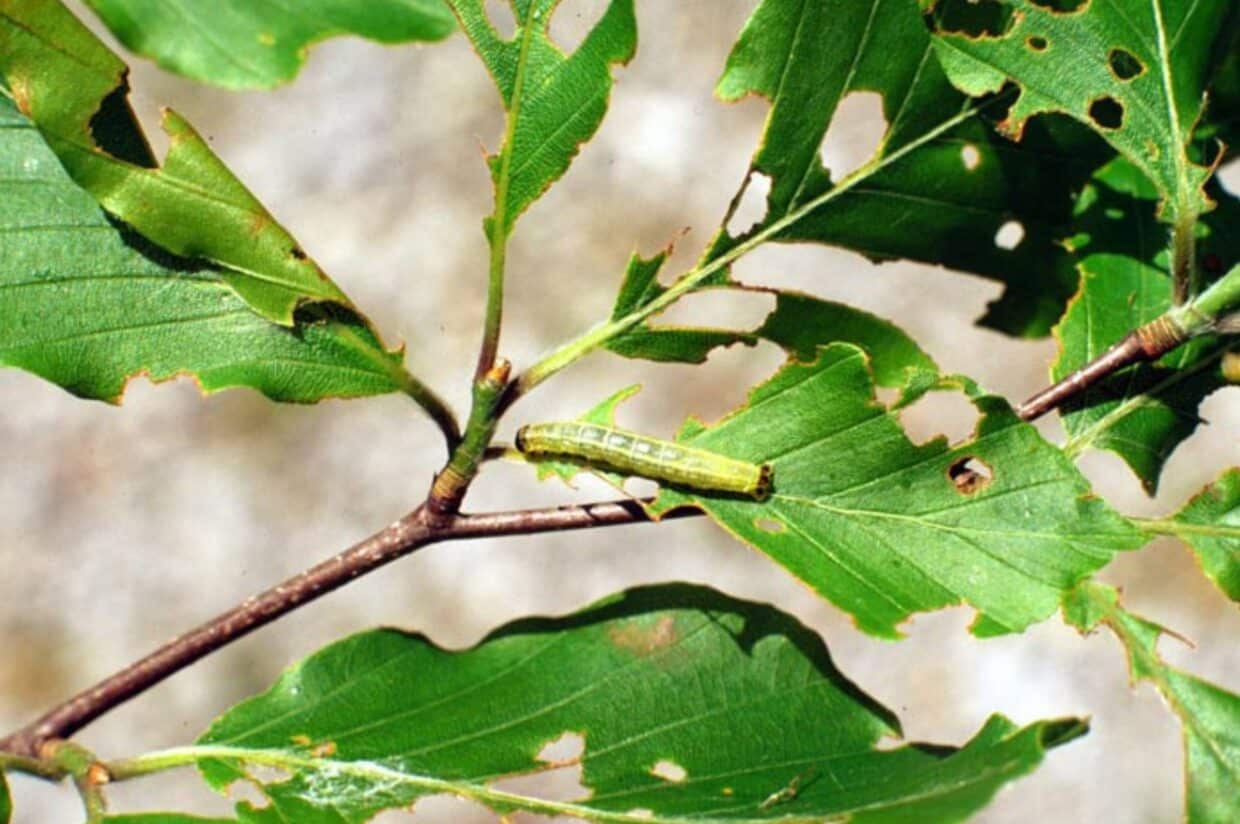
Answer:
[[898, 391, 978, 446], [756, 517, 786, 534], [369, 809, 417, 822], [485, 0, 517, 38], [819, 91, 887, 181], [411, 794, 494, 820], [1107, 48, 1144, 80], [932, 0, 1015, 36], [651, 760, 688, 783], [993, 220, 1025, 250], [623, 476, 660, 499], [960, 143, 981, 171], [549, 0, 609, 53], [1026, 35, 1049, 51], [1029, 0, 1087, 11], [725, 171, 772, 237], [537, 731, 586, 763], [653, 286, 773, 333], [227, 780, 271, 809], [493, 760, 588, 803], [247, 765, 292, 785], [948, 456, 993, 494], [1088, 96, 1124, 130]]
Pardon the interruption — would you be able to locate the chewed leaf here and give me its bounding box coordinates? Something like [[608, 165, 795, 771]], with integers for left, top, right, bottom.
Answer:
[[102, 816, 235, 823], [1064, 581, 1240, 822], [605, 248, 754, 364], [1055, 160, 1235, 491], [755, 291, 939, 402], [1164, 469, 1240, 602], [194, 584, 1085, 822], [83, 0, 455, 89], [649, 344, 1143, 638], [0, 94, 414, 405], [450, 0, 636, 235], [523, 384, 639, 487], [606, 252, 939, 399], [0, 0, 352, 325], [705, 0, 1113, 337], [927, 0, 1231, 221]]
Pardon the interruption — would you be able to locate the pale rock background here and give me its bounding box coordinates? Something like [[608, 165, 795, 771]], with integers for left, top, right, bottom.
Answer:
[[2, 2, 1237, 822]]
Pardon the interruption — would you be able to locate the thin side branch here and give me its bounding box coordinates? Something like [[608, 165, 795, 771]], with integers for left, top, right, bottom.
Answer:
[[1016, 317, 1194, 422], [0, 499, 684, 760]]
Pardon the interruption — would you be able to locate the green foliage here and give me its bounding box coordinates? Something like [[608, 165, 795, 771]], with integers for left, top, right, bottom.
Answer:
[[191, 585, 1082, 823], [0, 769, 9, 824], [604, 249, 754, 365], [1164, 470, 1240, 602], [1064, 582, 1240, 823], [1053, 160, 1234, 490], [84, 0, 455, 89], [927, 0, 1232, 222], [0, 0, 353, 325], [706, 0, 1112, 337], [0, 95, 413, 404], [641, 345, 1143, 638], [449, 0, 635, 237], [0, 0, 1237, 820], [104, 816, 235, 824], [754, 292, 939, 397]]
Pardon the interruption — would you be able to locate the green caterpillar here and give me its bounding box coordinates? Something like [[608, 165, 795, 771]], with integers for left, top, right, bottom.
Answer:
[[515, 421, 774, 500]]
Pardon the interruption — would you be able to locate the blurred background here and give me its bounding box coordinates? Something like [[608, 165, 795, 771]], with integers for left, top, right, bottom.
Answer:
[[2, 2, 1237, 821]]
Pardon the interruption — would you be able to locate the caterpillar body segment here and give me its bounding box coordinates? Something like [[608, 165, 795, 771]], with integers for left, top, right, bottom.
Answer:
[[515, 421, 773, 500]]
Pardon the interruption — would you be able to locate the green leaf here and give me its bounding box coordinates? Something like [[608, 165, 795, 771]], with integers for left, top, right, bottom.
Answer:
[[0, 0, 353, 325], [754, 291, 939, 398], [604, 249, 754, 365], [706, 0, 1113, 337], [0, 768, 10, 824], [646, 344, 1143, 638], [927, 0, 1232, 222], [191, 585, 1083, 822], [449, 0, 635, 236], [0, 93, 414, 404], [1064, 581, 1240, 824], [604, 250, 939, 398], [1155, 469, 1240, 602], [104, 816, 235, 824], [83, 0, 455, 89], [1054, 160, 1235, 491]]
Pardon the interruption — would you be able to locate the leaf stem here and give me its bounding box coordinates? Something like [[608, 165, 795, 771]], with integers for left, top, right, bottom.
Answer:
[[471, 4, 538, 383], [502, 103, 987, 412], [401, 371, 462, 449], [1170, 216, 1197, 304], [104, 745, 737, 824], [0, 498, 689, 760]]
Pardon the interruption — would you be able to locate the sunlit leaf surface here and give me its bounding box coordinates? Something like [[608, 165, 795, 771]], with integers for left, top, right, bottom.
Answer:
[[193, 585, 1085, 822], [645, 345, 1143, 638], [84, 0, 455, 89], [0, 0, 352, 324], [0, 94, 413, 404]]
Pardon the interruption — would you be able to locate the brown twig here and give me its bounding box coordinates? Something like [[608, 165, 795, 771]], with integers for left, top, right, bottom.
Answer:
[[0, 499, 686, 760], [1015, 317, 1190, 422], [0, 309, 1206, 761]]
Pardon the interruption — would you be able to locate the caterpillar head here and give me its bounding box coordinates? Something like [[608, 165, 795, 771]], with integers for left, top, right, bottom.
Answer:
[[753, 463, 775, 501]]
